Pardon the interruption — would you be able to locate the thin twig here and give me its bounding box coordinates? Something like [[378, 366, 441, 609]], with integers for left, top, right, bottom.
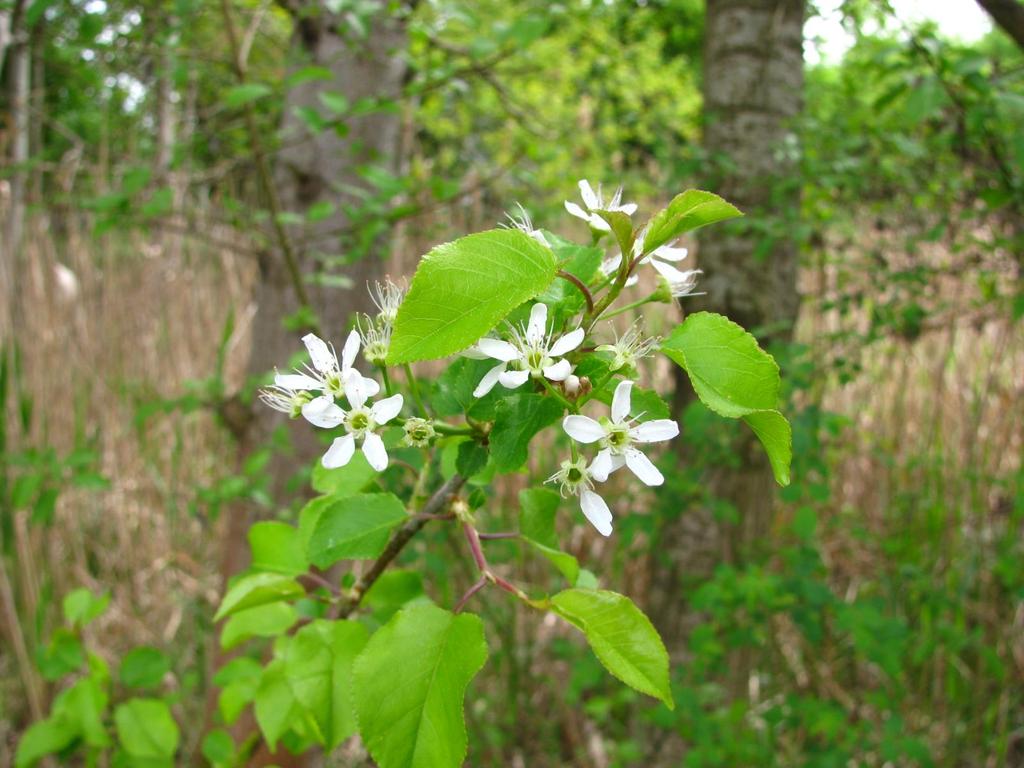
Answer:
[[337, 474, 466, 618], [557, 270, 595, 314], [454, 577, 487, 613]]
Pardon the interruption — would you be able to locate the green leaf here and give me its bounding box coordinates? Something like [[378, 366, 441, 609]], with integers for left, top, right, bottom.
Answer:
[[306, 492, 407, 568], [37, 629, 84, 680], [310, 451, 377, 495], [388, 229, 557, 364], [318, 91, 349, 114], [490, 393, 564, 472], [120, 647, 171, 689], [224, 83, 272, 109], [662, 312, 791, 485], [248, 521, 307, 576], [201, 729, 235, 767], [354, 604, 488, 768], [216, 658, 262, 726], [520, 488, 579, 583], [595, 209, 636, 257], [114, 698, 180, 762], [255, 659, 301, 750], [642, 190, 743, 253], [286, 65, 333, 87], [363, 570, 427, 624], [551, 589, 673, 708], [214, 573, 304, 622], [15, 717, 75, 768], [220, 602, 298, 650], [57, 676, 110, 748], [455, 440, 489, 478], [742, 410, 793, 487], [62, 588, 110, 628], [285, 620, 369, 749]]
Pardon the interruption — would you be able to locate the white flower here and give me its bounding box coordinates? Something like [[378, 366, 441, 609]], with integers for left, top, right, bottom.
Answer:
[[301, 375, 404, 472], [470, 303, 585, 398], [564, 179, 637, 232], [503, 204, 548, 246], [258, 385, 312, 418], [562, 380, 679, 486], [632, 229, 702, 298], [369, 278, 405, 328], [274, 331, 379, 403], [596, 323, 659, 371], [546, 456, 614, 537]]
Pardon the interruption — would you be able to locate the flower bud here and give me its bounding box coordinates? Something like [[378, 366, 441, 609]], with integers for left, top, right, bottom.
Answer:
[[401, 417, 436, 448]]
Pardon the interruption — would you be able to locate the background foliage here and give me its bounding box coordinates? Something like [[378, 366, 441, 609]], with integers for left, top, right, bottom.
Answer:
[[1, 0, 1021, 765]]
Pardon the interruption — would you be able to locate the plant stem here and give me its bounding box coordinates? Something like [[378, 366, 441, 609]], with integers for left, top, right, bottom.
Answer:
[[379, 365, 394, 397], [556, 270, 594, 314], [454, 577, 488, 613], [337, 474, 465, 618], [539, 377, 574, 412], [478, 532, 519, 540], [600, 296, 654, 320], [404, 363, 429, 418]]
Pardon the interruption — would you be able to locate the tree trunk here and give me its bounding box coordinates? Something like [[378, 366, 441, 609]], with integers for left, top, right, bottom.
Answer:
[[975, 0, 1024, 51], [2, 1, 30, 340], [653, 0, 804, 705]]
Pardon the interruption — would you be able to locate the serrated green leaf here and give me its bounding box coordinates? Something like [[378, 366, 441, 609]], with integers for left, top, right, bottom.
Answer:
[[354, 604, 488, 768], [214, 573, 304, 622], [642, 190, 743, 253], [248, 521, 306, 576], [551, 589, 673, 708], [595, 209, 636, 257], [285, 620, 368, 749], [201, 729, 235, 767], [388, 229, 557, 364], [490, 393, 564, 472], [114, 698, 180, 762], [456, 440, 489, 477], [220, 602, 298, 650], [363, 570, 426, 624], [662, 312, 791, 485], [306, 493, 407, 568]]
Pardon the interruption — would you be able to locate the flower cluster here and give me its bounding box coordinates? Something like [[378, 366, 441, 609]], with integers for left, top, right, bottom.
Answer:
[[260, 179, 696, 538]]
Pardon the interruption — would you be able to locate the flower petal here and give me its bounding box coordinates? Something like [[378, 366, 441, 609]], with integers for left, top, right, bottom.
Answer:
[[625, 448, 664, 486], [588, 214, 611, 232], [590, 448, 623, 482], [652, 244, 688, 262], [578, 179, 599, 210], [361, 375, 381, 397], [548, 327, 585, 357], [630, 419, 680, 443], [611, 380, 633, 423], [526, 303, 548, 344], [616, 202, 638, 215], [499, 368, 530, 389], [475, 337, 519, 362], [580, 490, 613, 537], [543, 359, 572, 382], [302, 333, 336, 373], [302, 396, 345, 428], [322, 434, 355, 468], [340, 329, 361, 371], [461, 345, 490, 360], [361, 432, 388, 472], [275, 372, 320, 391], [343, 371, 368, 410], [473, 362, 507, 398], [563, 415, 604, 444], [565, 201, 591, 221], [370, 394, 404, 425]]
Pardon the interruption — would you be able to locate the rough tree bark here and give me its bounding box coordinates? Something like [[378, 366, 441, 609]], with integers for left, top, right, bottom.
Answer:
[[653, 0, 804, 696]]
